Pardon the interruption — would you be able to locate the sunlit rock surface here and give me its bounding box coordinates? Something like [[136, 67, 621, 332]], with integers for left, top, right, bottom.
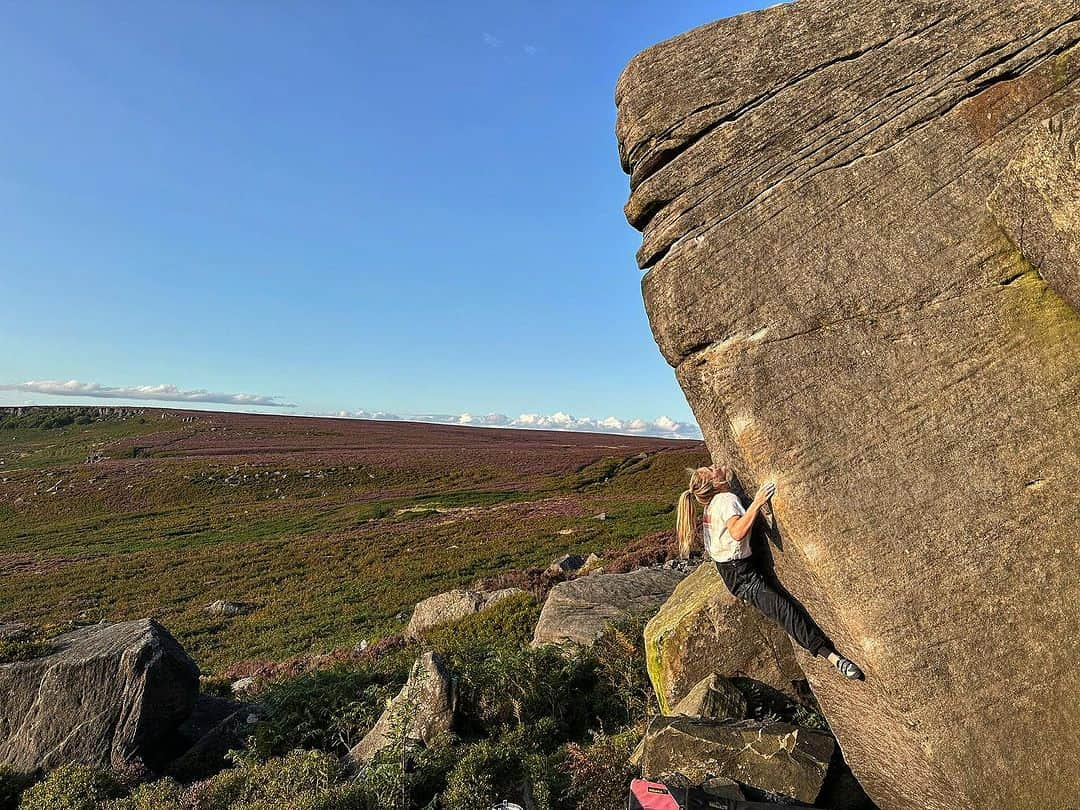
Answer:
[[616, 2, 1080, 808]]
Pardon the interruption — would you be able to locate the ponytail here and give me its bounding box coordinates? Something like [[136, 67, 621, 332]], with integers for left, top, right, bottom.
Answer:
[[675, 464, 731, 559], [676, 489, 696, 559]]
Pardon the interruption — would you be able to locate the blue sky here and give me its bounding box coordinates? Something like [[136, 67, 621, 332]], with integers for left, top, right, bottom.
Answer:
[[1, 1, 768, 439]]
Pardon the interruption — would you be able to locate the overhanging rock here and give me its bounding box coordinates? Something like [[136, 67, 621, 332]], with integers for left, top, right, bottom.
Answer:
[[616, 2, 1080, 808]]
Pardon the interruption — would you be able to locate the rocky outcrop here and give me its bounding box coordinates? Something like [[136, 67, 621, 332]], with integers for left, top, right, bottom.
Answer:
[[346, 652, 456, 765], [532, 568, 687, 646], [406, 588, 526, 639], [639, 716, 834, 804], [0, 619, 199, 772], [644, 563, 803, 712], [671, 673, 747, 722], [617, 3, 1080, 809]]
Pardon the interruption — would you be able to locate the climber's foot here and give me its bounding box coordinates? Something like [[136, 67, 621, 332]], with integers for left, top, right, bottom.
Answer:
[[833, 656, 864, 680]]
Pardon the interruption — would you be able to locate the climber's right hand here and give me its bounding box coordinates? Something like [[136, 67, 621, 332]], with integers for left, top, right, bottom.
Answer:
[[752, 481, 777, 506]]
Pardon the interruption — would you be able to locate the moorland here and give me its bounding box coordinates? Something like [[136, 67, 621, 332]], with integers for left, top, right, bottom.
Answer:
[[0, 407, 704, 672]]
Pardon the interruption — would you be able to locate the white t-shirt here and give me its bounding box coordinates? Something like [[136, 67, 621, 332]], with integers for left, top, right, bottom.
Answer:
[[704, 492, 749, 562]]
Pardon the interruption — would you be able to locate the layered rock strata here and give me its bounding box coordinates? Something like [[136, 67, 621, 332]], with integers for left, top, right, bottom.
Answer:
[[617, 3, 1080, 809]]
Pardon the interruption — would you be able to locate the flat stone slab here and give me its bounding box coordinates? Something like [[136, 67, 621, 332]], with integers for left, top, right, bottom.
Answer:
[[640, 716, 834, 805], [532, 568, 687, 646]]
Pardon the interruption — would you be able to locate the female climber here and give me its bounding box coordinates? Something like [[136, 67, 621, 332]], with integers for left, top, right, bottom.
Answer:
[[676, 464, 864, 680]]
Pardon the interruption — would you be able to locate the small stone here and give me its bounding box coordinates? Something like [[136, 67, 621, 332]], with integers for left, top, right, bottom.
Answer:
[[231, 677, 255, 695], [546, 553, 587, 576], [671, 673, 747, 721], [205, 600, 256, 617]]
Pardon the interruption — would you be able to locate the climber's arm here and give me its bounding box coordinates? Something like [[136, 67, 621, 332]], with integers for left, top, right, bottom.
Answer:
[[725, 482, 776, 542]]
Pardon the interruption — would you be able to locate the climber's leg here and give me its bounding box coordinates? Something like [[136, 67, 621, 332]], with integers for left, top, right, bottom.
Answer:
[[747, 582, 831, 657]]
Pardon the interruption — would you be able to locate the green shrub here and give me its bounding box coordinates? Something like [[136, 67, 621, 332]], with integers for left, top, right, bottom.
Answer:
[[0, 767, 35, 810], [252, 667, 401, 757], [17, 764, 125, 810], [562, 729, 640, 810], [591, 613, 654, 727], [442, 731, 554, 810], [102, 778, 187, 809], [445, 640, 605, 745], [189, 749, 353, 809], [0, 638, 56, 664], [362, 733, 459, 810], [730, 677, 829, 731]]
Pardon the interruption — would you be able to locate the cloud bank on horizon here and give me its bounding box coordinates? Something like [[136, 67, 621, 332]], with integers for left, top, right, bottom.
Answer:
[[0, 380, 296, 408], [0, 379, 701, 440], [331, 409, 701, 440]]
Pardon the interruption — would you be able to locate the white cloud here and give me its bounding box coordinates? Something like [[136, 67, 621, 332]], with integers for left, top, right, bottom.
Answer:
[[0, 380, 295, 408], [333, 409, 702, 439], [482, 32, 503, 48], [523, 44, 539, 56]]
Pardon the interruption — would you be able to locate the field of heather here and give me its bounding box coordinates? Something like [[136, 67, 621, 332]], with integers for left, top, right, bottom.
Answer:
[[0, 408, 706, 672]]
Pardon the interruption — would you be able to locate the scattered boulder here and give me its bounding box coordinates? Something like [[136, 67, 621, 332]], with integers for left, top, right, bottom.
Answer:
[[617, 1, 1080, 807], [671, 673, 747, 722], [644, 563, 803, 713], [532, 568, 687, 647], [546, 553, 586, 576], [0, 619, 199, 772], [205, 600, 257, 617], [346, 652, 456, 766], [406, 588, 526, 639], [639, 716, 834, 805]]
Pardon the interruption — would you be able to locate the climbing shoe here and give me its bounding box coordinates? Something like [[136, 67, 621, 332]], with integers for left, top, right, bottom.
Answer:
[[834, 656, 864, 680]]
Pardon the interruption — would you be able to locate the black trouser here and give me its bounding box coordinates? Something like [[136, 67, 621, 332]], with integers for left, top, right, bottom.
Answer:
[[715, 558, 831, 657]]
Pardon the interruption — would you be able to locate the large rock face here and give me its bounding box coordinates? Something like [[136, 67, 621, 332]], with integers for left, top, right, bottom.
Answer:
[[644, 563, 803, 713], [532, 568, 687, 646], [616, 3, 1079, 809], [0, 619, 199, 772]]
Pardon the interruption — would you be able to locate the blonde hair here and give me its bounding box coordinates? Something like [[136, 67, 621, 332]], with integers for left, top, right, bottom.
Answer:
[[676, 466, 730, 558]]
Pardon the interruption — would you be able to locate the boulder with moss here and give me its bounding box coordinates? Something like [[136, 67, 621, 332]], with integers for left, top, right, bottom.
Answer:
[[406, 588, 527, 639], [644, 562, 803, 713]]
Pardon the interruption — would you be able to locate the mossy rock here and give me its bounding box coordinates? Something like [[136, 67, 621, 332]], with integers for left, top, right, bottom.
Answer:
[[644, 562, 802, 714]]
